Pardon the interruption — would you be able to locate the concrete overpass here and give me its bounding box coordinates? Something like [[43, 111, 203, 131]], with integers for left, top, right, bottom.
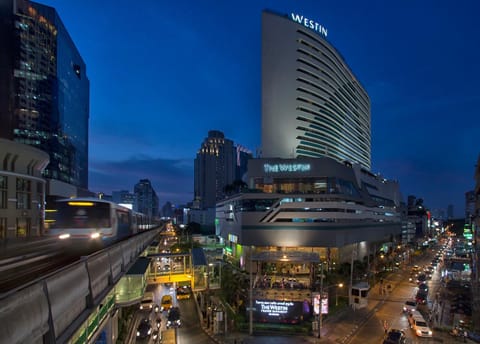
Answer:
[[0, 228, 163, 344]]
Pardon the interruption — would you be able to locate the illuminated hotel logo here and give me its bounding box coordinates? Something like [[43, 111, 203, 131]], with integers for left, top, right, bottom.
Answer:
[[290, 13, 328, 38], [264, 163, 311, 173]]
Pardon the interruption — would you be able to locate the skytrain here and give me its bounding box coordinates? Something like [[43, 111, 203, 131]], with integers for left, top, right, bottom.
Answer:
[[46, 198, 155, 248]]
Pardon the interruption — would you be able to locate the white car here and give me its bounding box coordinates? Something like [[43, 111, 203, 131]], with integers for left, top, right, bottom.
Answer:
[[408, 311, 432, 337], [403, 300, 417, 313], [139, 292, 155, 311]]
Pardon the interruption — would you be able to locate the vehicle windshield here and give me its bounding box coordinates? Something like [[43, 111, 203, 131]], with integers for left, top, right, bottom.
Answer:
[[416, 321, 428, 327], [50, 201, 111, 228]]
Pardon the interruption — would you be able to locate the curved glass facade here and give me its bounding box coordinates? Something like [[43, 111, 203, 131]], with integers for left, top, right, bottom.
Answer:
[[262, 11, 371, 170]]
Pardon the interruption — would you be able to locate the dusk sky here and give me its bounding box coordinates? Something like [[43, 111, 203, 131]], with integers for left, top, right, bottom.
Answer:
[[40, 0, 479, 217]]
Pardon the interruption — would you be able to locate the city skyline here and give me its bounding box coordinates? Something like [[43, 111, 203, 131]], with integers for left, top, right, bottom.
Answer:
[[39, 0, 480, 217]]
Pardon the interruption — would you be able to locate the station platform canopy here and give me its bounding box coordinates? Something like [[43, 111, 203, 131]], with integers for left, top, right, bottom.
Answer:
[[126, 256, 151, 275], [252, 251, 320, 263], [192, 247, 207, 266]]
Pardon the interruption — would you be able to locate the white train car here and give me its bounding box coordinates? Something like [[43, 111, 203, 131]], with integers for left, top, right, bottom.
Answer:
[[47, 198, 149, 248]]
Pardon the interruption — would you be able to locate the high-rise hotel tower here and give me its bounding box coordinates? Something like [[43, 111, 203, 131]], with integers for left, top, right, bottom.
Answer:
[[262, 11, 371, 170], [216, 10, 404, 265]]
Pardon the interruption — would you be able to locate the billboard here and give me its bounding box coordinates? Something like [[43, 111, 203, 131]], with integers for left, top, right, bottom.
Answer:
[[252, 299, 310, 324]]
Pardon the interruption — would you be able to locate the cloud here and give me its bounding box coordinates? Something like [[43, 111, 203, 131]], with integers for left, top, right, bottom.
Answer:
[[89, 155, 194, 205]]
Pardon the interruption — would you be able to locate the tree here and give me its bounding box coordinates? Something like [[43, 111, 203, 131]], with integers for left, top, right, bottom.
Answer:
[[186, 221, 202, 234]]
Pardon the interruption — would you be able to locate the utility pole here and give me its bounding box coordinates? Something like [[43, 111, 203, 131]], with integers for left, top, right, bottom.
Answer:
[[317, 261, 324, 338], [249, 247, 253, 335]]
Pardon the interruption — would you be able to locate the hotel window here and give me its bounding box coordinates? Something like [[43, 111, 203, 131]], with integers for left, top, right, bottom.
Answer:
[[0, 176, 7, 208], [16, 178, 31, 210]]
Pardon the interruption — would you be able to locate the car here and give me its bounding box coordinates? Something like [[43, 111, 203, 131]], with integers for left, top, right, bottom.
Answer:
[[408, 310, 433, 337], [418, 282, 428, 293], [176, 286, 191, 300], [416, 273, 427, 284], [136, 318, 152, 338], [416, 290, 428, 305], [160, 294, 173, 311], [167, 307, 181, 328], [139, 292, 155, 311], [383, 329, 407, 344], [403, 300, 417, 313]]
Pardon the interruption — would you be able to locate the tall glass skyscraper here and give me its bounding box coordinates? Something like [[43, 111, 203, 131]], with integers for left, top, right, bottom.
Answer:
[[0, 0, 89, 189], [261, 10, 371, 170], [194, 130, 236, 209], [134, 179, 159, 221]]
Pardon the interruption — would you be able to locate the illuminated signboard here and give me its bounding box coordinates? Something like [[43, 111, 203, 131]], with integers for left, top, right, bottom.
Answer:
[[464, 224, 473, 240], [263, 163, 311, 173], [290, 13, 328, 38], [253, 299, 306, 323], [313, 293, 329, 315], [228, 234, 238, 243], [256, 299, 294, 316]]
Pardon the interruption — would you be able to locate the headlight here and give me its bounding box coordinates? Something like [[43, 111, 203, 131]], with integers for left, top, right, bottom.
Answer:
[[136, 331, 140, 336], [428, 330, 432, 335], [91, 232, 100, 239], [59, 233, 70, 240], [416, 330, 422, 336], [148, 328, 152, 335]]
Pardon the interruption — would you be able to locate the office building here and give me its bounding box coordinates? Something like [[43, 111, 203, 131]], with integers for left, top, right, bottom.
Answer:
[[465, 190, 475, 221], [194, 130, 251, 210], [112, 190, 134, 209], [134, 179, 159, 221], [0, 0, 89, 192], [261, 10, 371, 169]]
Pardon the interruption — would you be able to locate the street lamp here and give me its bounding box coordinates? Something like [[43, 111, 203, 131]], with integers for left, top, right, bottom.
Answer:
[[336, 283, 344, 306], [317, 282, 344, 338]]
